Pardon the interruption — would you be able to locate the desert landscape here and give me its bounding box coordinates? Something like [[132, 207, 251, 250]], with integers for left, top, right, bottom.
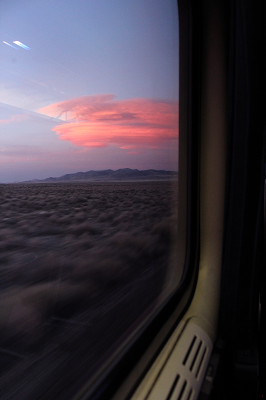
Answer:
[[0, 180, 178, 399]]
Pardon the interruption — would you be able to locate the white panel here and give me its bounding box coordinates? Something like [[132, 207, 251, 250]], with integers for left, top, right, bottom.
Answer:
[[145, 321, 213, 400]]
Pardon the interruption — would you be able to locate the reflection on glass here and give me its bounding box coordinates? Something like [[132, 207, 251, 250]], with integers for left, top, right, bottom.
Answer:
[[0, 0, 179, 398]]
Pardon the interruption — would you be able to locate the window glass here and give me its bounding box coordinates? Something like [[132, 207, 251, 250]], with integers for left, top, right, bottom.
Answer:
[[0, 1, 179, 398]]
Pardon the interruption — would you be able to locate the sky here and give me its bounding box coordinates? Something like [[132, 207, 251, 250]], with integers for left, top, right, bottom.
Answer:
[[0, 0, 179, 183]]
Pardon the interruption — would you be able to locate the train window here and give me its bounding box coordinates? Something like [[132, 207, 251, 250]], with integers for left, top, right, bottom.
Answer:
[[0, 1, 184, 399]]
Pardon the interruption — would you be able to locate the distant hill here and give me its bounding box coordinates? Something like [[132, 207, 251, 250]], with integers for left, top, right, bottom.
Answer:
[[26, 169, 178, 183]]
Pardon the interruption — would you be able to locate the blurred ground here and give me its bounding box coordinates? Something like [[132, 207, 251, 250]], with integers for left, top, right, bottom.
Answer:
[[0, 181, 178, 399]]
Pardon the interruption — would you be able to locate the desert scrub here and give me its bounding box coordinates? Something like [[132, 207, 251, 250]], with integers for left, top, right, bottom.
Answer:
[[68, 222, 102, 236], [71, 250, 129, 289], [0, 181, 176, 334], [152, 218, 177, 246], [109, 232, 155, 266], [0, 281, 90, 350]]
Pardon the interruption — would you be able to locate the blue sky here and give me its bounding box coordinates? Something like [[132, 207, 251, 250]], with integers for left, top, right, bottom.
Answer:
[[0, 0, 179, 182]]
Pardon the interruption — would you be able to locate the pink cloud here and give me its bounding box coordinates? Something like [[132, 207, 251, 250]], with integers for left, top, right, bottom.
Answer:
[[0, 114, 30, 125], [38, 94, 178, 150]]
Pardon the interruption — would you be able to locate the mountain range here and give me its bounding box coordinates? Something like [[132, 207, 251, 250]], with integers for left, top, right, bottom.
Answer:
[[26, 169, 178, 182]]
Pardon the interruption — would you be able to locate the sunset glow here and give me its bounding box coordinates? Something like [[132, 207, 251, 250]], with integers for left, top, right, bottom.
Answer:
[[0, 0, 179, 182], [39, 95, 178, 150], [0, 114, 30, 125]]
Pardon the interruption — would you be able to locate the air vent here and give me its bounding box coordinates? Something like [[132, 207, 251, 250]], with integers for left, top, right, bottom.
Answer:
[[163, 375, 191, 400], [183, 336, 197, 366], [182, 335, 208, 380], [165, 374, 180, 400], [139, 321, 213, 400]]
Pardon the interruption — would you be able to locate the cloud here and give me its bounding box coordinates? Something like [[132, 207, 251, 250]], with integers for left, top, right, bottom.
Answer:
[[0, 145, 58, 163], [38, 94, 178, 150], [0, 114, 30, 125]]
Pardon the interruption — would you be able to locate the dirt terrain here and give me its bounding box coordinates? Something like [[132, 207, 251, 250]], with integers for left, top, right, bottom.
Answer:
[[0, 181, 178, 399]]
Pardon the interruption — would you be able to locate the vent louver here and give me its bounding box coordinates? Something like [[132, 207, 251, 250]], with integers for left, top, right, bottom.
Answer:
[[139, 321, 213, 400]]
